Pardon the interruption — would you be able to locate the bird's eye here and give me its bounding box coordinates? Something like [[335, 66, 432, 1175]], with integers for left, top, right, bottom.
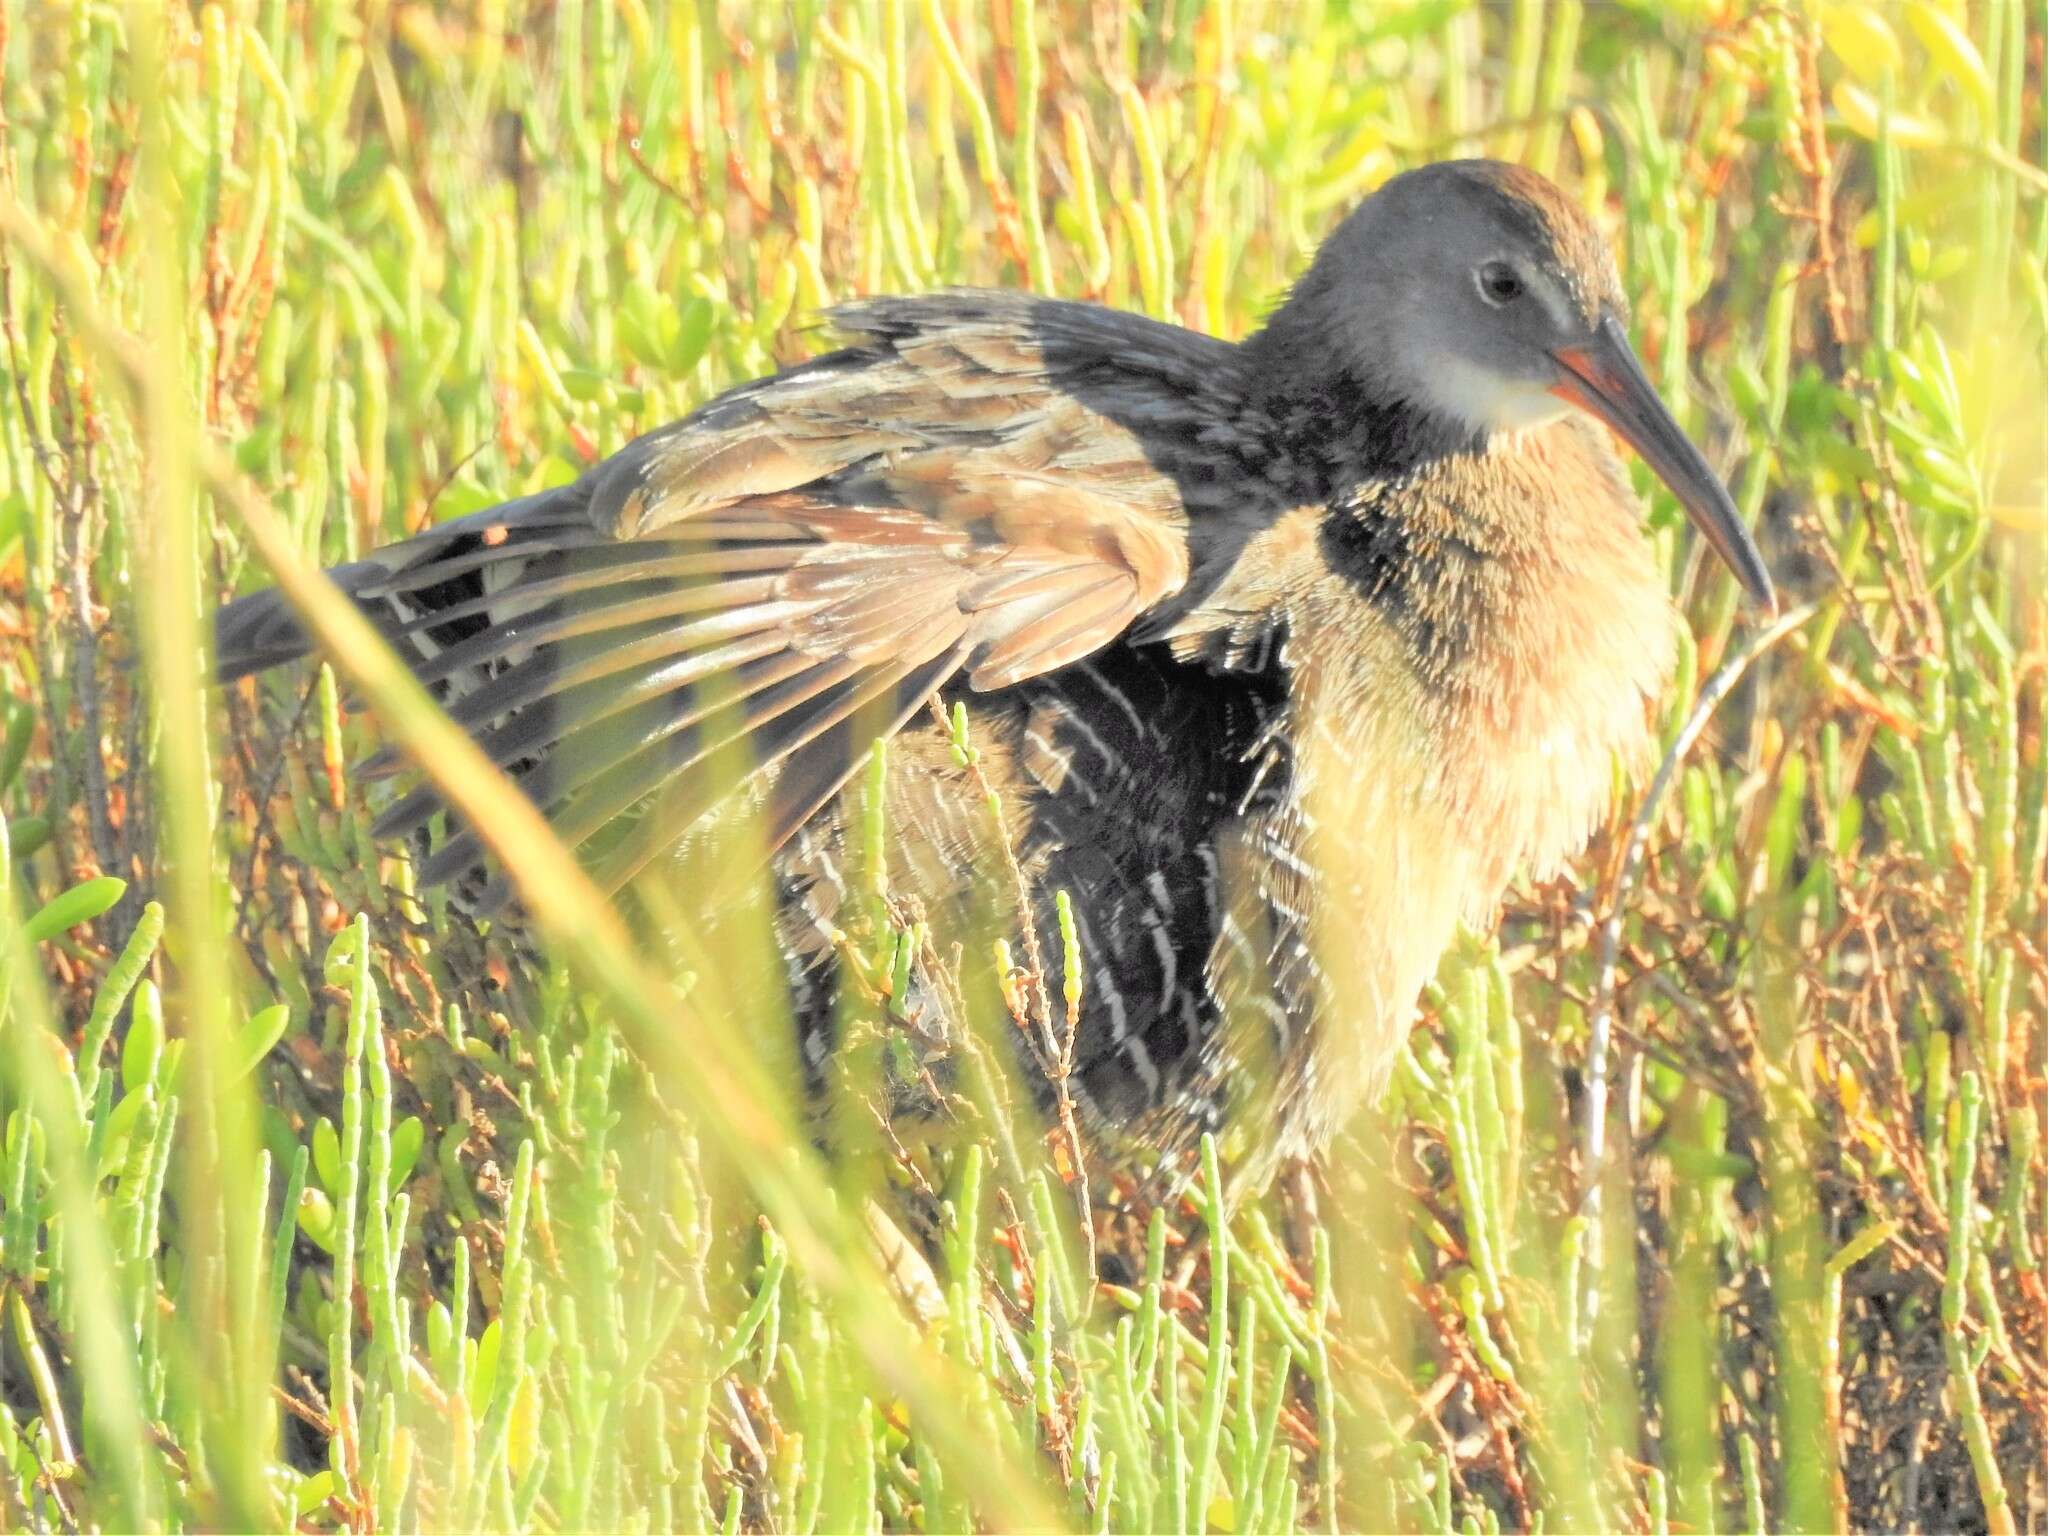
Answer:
[[1476, 261, 1525, 306]]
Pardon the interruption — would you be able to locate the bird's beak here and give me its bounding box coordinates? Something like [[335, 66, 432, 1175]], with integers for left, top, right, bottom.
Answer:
[[1550, 314, 1775, 614]]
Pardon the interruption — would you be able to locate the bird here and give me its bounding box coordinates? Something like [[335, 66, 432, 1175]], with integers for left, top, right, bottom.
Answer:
[[217, 159, 1772, 1179]]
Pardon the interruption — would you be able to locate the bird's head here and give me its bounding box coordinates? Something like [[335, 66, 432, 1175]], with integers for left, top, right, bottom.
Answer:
[[1266, 158, 1774, 612]]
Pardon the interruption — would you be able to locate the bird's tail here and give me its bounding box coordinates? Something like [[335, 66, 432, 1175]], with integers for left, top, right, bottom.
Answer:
[[214, 559, 385, 681], [212, 487, 585, 686]]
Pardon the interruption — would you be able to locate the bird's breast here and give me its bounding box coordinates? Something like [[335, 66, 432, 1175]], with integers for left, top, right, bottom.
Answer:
[[1317, 425, 1675, 812], [1264, 418, 1678, 1143]]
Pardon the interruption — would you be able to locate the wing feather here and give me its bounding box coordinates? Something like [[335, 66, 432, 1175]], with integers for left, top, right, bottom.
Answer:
[[580, 640, 973, 904], [230, 290, 1255, 893], [415, 651, 872, 887]]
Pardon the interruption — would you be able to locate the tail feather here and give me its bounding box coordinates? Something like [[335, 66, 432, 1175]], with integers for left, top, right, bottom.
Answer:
[[412, 653, 869, 891], [212, 490, 584, 684], [475, 640, 969, 914], [213, 561, 383, 682], [467, 642, 817, 777]]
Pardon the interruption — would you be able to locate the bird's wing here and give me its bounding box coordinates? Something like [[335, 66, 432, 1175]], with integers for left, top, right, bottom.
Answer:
[[343, 291, 1241, 899]]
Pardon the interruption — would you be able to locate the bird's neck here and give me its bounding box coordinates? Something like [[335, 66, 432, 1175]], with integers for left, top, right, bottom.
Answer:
[[1240, 322, 1487, 500], [1288, 417, 1678, 892]]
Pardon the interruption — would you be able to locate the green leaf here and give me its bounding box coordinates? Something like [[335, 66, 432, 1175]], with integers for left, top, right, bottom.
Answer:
[[228, 1005, 292, 1084], [555, 367, 611, 404], [21, 876, 127, 944], [296, 1185, 338, 1255], [312, 1117, 342, 1196], [426, 1299, 454, 1376], [670, 296, 715, 374], [520, 454, 581, 496], [390, 1115, 425, 1192], [4, 815, 50, 862], [0, 694, 32, 795], [431, 478, 506, 522], [473, 1317, 502, 1412], [231, 420, 282, 475], [0, 497, 23, 572], [293, 1470, 339, 1519], [96, 1088, 155, 1181], [122, 981, 164, 1094]]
